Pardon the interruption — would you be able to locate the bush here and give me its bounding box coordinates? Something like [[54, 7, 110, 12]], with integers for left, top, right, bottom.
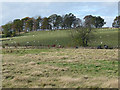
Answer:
[[2, 45, 5, 48], [11, 32, 16, 37], [70, 26, 94, 47]]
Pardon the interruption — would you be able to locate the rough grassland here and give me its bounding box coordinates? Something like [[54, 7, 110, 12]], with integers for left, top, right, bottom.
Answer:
[[2, 48, 118, 88]]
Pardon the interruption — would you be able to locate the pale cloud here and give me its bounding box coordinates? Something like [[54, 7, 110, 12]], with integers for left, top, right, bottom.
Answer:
[[0, 3, 2, 25], [79, 9, 97, 12], [101, 16, 116, 27], [0, 0, 119, 2]]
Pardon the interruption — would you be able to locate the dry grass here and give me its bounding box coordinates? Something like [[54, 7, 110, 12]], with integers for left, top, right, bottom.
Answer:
[[2, 48, 118, 88]]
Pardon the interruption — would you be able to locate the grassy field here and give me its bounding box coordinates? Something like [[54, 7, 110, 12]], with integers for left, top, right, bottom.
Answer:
[[2, 28, 118, 47], [1, 28, 119, 88], [2, 48, 118, 88]]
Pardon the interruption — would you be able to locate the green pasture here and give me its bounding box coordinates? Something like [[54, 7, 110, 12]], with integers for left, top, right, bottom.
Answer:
[[2, 28, 118, 47]]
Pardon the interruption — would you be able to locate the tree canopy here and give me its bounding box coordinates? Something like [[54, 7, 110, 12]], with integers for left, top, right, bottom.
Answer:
[[84, 15, 106, 28], [112, 16, 120, 28], [1, 13, 108, 37]]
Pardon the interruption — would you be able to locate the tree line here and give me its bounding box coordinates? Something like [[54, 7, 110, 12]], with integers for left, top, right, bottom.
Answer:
[[2, 13, 119, 37]]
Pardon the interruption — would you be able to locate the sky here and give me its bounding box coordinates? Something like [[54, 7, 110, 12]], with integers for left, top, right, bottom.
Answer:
[[0, 1, 118, 27]]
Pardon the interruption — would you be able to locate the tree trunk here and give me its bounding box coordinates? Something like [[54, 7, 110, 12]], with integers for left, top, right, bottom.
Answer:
[[85, 40, 88, 46], [19, 30, 20, 35], [82, 39, 85, 46]]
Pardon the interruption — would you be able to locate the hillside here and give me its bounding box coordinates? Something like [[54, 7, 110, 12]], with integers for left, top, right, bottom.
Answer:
[[2, 28, 118, 48]]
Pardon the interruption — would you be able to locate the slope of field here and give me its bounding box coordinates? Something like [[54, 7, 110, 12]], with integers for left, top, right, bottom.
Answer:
[[2, 28, 118, 47], [2, 48, 118, 88]]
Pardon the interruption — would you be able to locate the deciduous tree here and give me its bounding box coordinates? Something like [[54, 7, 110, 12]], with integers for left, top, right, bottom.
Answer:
[[26, 18, 33, 31], [13, 19, 22, 35], [2, 23, 13, 37], [36, 16, 42, 30], [71, 25, 94, 47], [112, 16, 120, 28], [84, 15, 105, 28], [41, 17, 52, 30]]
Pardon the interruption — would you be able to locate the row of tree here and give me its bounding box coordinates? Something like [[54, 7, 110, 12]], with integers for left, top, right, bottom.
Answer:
[[2, 13, 107, 37]]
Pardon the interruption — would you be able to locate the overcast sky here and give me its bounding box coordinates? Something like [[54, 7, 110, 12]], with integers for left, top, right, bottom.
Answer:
[[1, 2, 118, 27]]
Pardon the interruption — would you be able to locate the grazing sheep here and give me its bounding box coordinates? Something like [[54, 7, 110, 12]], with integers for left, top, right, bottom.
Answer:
[[57, 45, 63, 48], [58, 45, 61, 48], [75, 46, 78, 49], [104, 45, 108, 49], [97, 45, 102, 49], [109, 47, 113, 49]]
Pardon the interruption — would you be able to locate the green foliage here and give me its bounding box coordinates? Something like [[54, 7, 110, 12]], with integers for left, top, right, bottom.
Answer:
[[71, 27, 94, 46], [36, 16, 42, 29], [1, 13, 118, 41], [84, 15, 106, 28], [11, 31, 16, 37], [48, 14, 58, 29], [55, 15, 63, 29], [112, 16, 120, 28], [21, 17, 30, 32], [63, 13, 76, 29], [2, 45, 5, 48], [2, 23, 12, 37], [94, 16, 106, 28], [41, 17, 52, 30], [13, 19, 23, 35], [26, 18, 34, 31]]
